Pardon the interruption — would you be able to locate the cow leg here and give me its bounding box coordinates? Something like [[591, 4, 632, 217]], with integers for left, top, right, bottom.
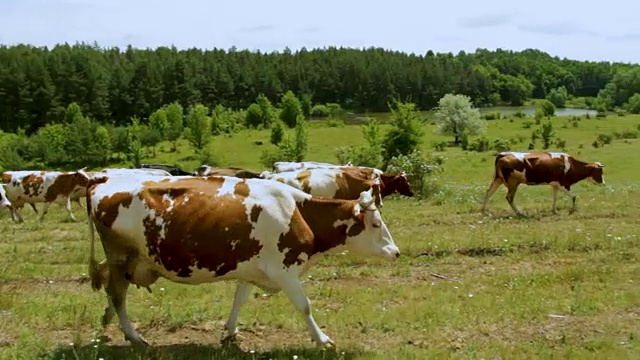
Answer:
[[481, 178, 503, 214], [10, 206, 24, 223], [505, 179, 525, 216], [561, 186, 577, 213], [64, 197, 77, 222], [551, 185, 560, 214], [271, 272, 334, 348], [105, 266, 148, 346], [222, 282, 253, 342], [29, 203, 38, 214], [38, 202, 52, 223]]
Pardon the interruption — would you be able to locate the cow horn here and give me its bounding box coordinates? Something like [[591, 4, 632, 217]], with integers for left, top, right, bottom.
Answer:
[[595, 162, 605, 168]]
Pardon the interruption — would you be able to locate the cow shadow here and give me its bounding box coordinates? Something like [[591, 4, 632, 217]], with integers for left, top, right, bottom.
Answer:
[[43, 342, 364, 360]]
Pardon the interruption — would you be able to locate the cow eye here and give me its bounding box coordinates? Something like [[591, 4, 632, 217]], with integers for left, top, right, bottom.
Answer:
[[372, 222, 381, 228]]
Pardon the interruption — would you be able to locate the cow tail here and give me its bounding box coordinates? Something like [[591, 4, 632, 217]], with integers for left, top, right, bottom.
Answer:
[[494, 155, 506, 183], [79, 169, 104, 291]]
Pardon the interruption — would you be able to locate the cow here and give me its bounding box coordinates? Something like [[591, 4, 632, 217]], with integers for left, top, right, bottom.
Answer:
[[83, 172, 399, 347], [196, 165, 262, 179], [140, 164, 195, 176], [99, 168, 172, 177], [481, 151, 605, 216], [260, 167, 413, 206], [273, 161, 353, 173], [0, 183, 11, 208], [2, 170, 90, 223]]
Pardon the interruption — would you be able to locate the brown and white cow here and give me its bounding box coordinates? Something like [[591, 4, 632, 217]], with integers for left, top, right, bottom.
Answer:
[[481, 151, 605, 216], [83, 172, 399, 347], [2, 170, 90, 222], [261, 167, 413, 206], [0, 183, 11, 208], [196, 165, 261, 179], [273, 161, 353, 173]]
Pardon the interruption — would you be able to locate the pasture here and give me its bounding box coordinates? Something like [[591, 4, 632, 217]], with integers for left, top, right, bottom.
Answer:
[[1, 113, 639, 359]]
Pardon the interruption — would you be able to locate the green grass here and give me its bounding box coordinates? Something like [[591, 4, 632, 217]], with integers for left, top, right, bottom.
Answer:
[[1, 113, 640, 359]]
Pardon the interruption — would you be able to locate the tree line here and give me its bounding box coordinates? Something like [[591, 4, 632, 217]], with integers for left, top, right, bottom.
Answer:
[[2, 43, 640, 135]]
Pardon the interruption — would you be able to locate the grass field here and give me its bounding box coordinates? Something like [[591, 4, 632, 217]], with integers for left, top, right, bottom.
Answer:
[[1, 113, 639, 359]]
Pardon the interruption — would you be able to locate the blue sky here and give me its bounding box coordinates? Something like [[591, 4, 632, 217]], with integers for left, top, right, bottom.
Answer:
[[0, 0, 638, 63]]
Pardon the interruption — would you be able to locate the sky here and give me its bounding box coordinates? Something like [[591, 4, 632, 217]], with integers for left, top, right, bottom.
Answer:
[[0, 0, 639, 63]]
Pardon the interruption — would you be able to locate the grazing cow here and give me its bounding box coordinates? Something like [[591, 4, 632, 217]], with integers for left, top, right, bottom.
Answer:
[[2, 170, 90, 222], [0, 183, 11, 208], [140, 164, 195, 176], [481, 151, 605, 215], [273, 161, 353, 173], [83, 173, 399, 347], [196, 165, 262, 179]]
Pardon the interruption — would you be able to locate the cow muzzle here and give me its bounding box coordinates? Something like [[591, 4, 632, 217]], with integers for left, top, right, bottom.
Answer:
[[382, 245, 401, 261]]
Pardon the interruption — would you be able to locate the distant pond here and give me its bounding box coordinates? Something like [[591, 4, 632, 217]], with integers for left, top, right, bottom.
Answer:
[[480, 106, 597, 117], [337, 106, 597, 125]]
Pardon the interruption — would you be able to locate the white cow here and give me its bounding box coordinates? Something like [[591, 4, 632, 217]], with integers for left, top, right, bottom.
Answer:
[[272, 161, 353, 173], [84, 172, 399, 347]]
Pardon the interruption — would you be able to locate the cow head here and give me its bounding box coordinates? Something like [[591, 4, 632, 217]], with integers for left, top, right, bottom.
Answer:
[[345, 189, 400, 261], [73, 168, 90, 187], [589, 162, 605, 185], [196, 165, 212, 176], [0, 185, 11, 207], [394, 172, 414, 197]]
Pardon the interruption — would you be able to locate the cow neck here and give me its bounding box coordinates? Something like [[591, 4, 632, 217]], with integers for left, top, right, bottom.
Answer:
[[566, 158, 591, 184], [296, 197, 363, 256]]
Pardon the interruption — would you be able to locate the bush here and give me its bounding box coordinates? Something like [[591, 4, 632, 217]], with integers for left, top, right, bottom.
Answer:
[[556, 138, 567, 149], [386, 149, 444, 199], [597, 133, 613, 145], [513, 111, 526, 118], [310, 104, 330, 117], [432, 141, 448, 151], [621, 129, 639, 139], [382, 100, 423, 163], [334, 118, 383, 168], [468, 136, 491, 152], [484, 112, 501, 120], [540, 121, 555, 149], [522, 120, 534, 129], [325, 117, 345, 127], [492, 138, 510, 152], [270, 119, 286, 145]]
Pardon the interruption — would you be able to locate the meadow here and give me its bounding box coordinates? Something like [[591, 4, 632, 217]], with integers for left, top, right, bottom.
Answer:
[[1, 112, 639, 360]]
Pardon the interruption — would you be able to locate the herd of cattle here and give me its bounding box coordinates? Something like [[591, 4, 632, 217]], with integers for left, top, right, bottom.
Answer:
[[0, 150, 605, 347]]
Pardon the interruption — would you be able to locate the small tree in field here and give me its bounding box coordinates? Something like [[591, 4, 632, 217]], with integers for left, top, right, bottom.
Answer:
[[184, 104, 212, 153], [540, 121, 555, 149], [270, 119, 286, 145], [434, 94, 486, 145], [165, 102, 184, 151], [539, 99, 556, 117], [382, 100, 424, 163], [279, 91, 304, 128]]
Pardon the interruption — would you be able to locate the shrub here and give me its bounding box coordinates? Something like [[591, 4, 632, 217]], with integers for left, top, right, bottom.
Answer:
[[468, 136, 491, 152], [310, 104, 330, 117], [386, 149, 444, 199], [522, 120, 534, 129], [484, 112, 501, 120], [432, 141, 448, 151], [556, 138, 567, 149], [492, 138, 510, 152], [621, 129, 639, 139], [597, 133, 613, 145], [325, 117, 345, 127]]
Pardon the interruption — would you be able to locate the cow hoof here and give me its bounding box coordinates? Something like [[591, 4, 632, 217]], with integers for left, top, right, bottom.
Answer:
[[315, 337, 336, 349], [221, 333, 240, 345], [125, 334, 149, 347]]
